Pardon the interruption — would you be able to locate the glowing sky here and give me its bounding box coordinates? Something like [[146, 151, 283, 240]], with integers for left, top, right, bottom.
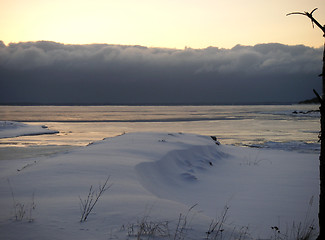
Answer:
[[1, 0, 325, 49]]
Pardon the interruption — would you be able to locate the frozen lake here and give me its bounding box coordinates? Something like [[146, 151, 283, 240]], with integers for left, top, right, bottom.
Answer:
[[0, 104, 320, 160]]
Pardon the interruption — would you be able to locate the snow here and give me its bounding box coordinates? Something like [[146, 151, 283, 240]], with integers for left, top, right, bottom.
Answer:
[[0, 121, 59, 138], [0, 123, 320, 239]]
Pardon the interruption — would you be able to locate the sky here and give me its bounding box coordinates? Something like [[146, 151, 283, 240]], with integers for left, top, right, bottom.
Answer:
[[1, 0, 325, 49], [1, 0, 325, 105]]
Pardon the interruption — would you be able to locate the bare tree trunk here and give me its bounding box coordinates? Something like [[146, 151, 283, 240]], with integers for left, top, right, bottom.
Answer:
[[287, 9, 325, 240], [317, 43, 325, 240]]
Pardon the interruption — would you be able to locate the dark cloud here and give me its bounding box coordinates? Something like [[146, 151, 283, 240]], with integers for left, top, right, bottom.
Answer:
[[0, 41, 322, 104]]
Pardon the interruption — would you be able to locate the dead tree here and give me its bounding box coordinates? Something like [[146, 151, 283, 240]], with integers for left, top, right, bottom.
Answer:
[[287, 8, 325, 240]]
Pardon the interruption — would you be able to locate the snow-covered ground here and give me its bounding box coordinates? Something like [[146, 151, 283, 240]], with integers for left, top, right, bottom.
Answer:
[[0, 121, 59, 138], [0, 122, 319, 239]]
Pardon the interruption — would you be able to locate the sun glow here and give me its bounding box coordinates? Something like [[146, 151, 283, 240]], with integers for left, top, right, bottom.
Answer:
[[1, 0, 325, 49]]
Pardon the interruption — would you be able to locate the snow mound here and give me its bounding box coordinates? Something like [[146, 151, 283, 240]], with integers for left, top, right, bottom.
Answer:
[[136, 144, 229, 197], [0, 121, 59, 138]]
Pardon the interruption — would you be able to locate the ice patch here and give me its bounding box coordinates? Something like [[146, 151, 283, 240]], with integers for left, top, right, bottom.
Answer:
[[249, 140, 320, 153], [0, 121, 59, 138]]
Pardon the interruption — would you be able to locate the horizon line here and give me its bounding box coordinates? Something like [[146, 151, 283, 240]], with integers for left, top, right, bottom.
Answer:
[[1, 40, 323, 51]]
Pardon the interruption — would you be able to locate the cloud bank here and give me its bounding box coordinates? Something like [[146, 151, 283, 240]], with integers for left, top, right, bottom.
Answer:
[[0, 41, 322, 105]]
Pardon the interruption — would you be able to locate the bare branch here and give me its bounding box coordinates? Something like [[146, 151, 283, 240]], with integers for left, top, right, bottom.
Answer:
[[286, 12, 307, 16], [287, 8, 325, 37], [311, 8, 318, 15]]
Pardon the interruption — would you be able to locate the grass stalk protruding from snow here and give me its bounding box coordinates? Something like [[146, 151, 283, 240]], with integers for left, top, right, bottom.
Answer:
[[79, 175, 112, 222], [8, 179, 36, 222], [205, 205, 229, 240], [173, 203, 198, 240], [270, 196, 317, 240]]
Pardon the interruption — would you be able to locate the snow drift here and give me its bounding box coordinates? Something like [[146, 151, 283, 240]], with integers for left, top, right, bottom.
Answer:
[[0, 130, 319, 239]]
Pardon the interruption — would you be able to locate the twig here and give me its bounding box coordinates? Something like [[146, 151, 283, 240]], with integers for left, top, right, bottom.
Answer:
[[79, 175, 112, 222]]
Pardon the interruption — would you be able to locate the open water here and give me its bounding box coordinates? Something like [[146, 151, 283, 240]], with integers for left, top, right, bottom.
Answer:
[[0, 105, 321, 160]]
